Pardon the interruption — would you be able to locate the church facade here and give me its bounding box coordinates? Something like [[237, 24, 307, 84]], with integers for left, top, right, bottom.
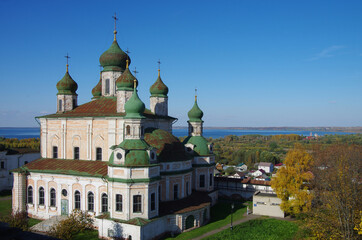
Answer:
[[12, 24, 217, 240]]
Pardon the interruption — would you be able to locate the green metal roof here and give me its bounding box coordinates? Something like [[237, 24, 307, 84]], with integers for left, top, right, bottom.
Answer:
[[149, 70, 168, 97], [116, 66, 138, 90], [56, 71, 78, 95], [183, 136, 211, 156], [187, 99, 203, 122], [99, 40, 130, 72], [124, 88, 145, 119]]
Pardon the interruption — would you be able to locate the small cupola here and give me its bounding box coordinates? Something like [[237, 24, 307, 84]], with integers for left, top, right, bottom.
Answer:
[[124, 80, 145, 119], [150, 69, 168, 97], [56, 66, 78, 95], [188, 95, 203, 122], [116, 59, 138, 90]]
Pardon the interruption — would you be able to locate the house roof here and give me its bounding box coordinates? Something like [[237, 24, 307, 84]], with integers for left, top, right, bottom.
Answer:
[[275, 163, 284, 166], [13, 158, 108, 177], [258, 162, 272, 167], [215, 176, 271, 186], [37, 97, 176, 120], [159, 191, 211, 216]]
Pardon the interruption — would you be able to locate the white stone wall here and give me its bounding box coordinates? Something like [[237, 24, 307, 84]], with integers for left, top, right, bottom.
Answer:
[[117, 90, 133, 112], [0, 152, 40, 191], [57, 94, 77, 112], [12, 172, 26, 212], [150, 96, 168, 116], [188, 121, 203, 136], [253, 193, 284, 218], [102, 71, 121, 97]]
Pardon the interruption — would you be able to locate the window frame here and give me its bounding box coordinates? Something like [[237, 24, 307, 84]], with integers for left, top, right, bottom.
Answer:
[[88, 192, 94, 212], [101, 193, 108, 213], [74, 147, 80, 160], [53, 146, 58, 159], [39, 187, 45, 205], [27, 186, 33, 204], [74, 190, 81, 209], [133, 195, 142, 213], [173, 184, 179, 200], [96, 147, 102, 161], [209, 173, 213, 186], [115, 194, 122, 212], [150, 193, 155, 211], [105, 79, 110, 95], [199, 174, 205, 188], [50, 188, 56, 207]]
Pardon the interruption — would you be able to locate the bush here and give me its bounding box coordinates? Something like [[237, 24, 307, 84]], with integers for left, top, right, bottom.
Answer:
[[0, 211, 29, 231], [48, 210, 94, 240]]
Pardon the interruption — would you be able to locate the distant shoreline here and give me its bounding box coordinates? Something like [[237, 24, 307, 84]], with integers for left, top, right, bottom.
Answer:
[[1, 126, 361, 133], [173, 126, 362, 133]]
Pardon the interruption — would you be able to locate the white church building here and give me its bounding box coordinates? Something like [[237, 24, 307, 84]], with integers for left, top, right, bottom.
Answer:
[[12, 20, 217, 240]]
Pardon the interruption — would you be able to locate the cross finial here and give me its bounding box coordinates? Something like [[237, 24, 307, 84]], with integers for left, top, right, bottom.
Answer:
[[112, 13, 118, 40], [65, 53, 70, 72], [195, 88, 197, 101], [157, 59, 161, 76], [133, 67, 139, 78], [125, 48, 130, 68], [125, 48, 131, 55]]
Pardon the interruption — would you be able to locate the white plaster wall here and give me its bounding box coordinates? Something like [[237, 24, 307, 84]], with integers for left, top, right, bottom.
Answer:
[[102, 71, 121, 97], [117, 90, 133, 112], [150, 96, 168, 116]]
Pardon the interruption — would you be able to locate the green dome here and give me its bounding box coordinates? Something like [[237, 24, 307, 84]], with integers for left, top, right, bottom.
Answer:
[[124, 87, 145, 119], [92, 76, 102, 99], [116, 63, 138, 90], [183, 136, 211, 156], [188, 99, 203, 122], [56, 71, 78, 95], [99, 40, 130, 72], [144, 128, 189, 162], [150, 70, 168, 97], [116, 139, 152, 166]]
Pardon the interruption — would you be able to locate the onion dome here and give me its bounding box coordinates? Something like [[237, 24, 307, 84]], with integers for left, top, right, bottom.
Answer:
[[150, 69, 168, 97], [92, 73, 102, 99], [183, 136, 211, 156], [56, 67, 78, 95], [187, 97, 203, 122], [116, 60, 138, 90], [99, 40, 130, 72], [124, 80, 145, 119]]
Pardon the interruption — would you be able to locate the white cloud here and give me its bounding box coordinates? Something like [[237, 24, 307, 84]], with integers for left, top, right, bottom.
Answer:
[[308, 45, 345, 61]]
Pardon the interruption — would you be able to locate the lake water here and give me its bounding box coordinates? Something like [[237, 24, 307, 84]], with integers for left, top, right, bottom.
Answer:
[[0, 127, 356, 139]]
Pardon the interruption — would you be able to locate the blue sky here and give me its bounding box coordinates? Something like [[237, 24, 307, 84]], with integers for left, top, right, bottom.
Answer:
[[0, 0, 361, 127]]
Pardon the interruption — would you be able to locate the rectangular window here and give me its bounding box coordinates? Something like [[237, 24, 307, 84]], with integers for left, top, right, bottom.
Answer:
[[200, 175, 205, 188], [173, 184, 178, 200], [116, 194, 122, 212], [96, 148, 102, 161], [0, 161, 4, 169], [105, 79, 110, 94], [53, 146, 58, 159], [209, 173, 213, 186], [50, 189, 56, 207], [59, 100, 62, 111], [133, 195, 142, 213], [151, 193, 155, 211], [72, 99, 76, 107], [74, 147, 79, 160], [158, 185, 161, 202], [186, 182, 189, 196]]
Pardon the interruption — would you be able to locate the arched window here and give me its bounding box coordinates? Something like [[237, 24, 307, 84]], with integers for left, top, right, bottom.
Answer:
[[101, 193, 108, 213], [126, 125, 131, 135], [74, 191, 81, 209], [186, 181, 189, 196], [72, 98, 76, 107], [39, 187, 44, 205], [50, 188, 56, 207], [200, 175, 205, 188], [116, 194, 122, 212], [96, 148, 102, 161], [27, 186, 33, 204], [209, 173, 213, 186], [105, 79, 110, 94], [151, 193, 156, 211], [88, 192, 94, 212], [59, 100, 62, 111]]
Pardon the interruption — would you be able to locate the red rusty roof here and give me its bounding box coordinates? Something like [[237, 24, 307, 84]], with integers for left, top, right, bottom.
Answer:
[[21, 158, 108, 177], [38, 97, 175, 120]]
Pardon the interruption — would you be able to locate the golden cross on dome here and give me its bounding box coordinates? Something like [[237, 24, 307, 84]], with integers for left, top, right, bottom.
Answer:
[[65, 53, 70, 72], [133, 67, 139, 78], [112, 13, 118, 40]]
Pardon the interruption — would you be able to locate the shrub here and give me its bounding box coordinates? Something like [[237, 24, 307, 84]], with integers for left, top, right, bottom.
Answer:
[[0, 211, 28, 231], [48, 210, 94, 240]]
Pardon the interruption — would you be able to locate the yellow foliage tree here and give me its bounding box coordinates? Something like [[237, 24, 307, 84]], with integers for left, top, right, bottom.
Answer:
[[271, 144, 314, 215]]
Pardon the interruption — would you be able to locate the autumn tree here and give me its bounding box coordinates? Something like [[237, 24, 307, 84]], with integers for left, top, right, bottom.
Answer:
[[271, 144, 314, 215], [306, 145, 362, 239]]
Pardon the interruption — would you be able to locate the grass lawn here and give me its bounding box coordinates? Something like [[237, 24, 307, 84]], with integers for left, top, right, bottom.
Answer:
[[72, 230, 99, 240], [204, 218, 300, 240], [0, 198, 12, 217], [164, 201, 251, 240]]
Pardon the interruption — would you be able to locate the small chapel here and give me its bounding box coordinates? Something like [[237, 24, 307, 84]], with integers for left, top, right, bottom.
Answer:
[[12, 16, 217, 240]]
